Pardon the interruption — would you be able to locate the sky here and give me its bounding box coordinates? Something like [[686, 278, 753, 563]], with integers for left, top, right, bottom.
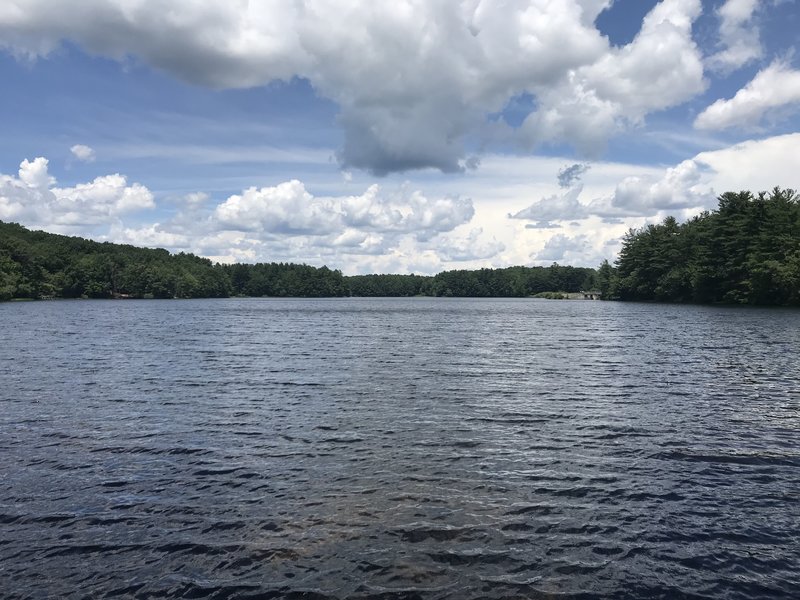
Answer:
[[1, 0, 799, 274]]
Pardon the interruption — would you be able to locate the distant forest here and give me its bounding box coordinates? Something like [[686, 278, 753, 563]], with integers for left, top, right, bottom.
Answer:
[[2, 187, 798, 305], [0, 221, 595, 300], [602, 187, 800, 306]]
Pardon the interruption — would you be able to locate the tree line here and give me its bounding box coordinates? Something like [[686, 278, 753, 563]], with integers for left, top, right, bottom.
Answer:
[[5, 187, 796, 305], [600, 187, 800, 305], [346, 265, 597, 297], [0, 222, 230, 301], [0, 220, 596, 300]]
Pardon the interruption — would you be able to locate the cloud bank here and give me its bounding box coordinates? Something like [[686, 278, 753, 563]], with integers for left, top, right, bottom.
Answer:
[[213, 181, 474, 242], [0, 0, 707, 174], [0, 155, 479, 270], [3, 133, 797, 273]]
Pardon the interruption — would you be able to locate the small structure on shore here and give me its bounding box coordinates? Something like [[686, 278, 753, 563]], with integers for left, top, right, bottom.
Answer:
[[563, 290, 602, 300]]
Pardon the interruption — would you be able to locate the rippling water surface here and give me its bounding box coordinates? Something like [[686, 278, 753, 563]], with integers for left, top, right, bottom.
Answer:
[[2, 298, 799, 599]]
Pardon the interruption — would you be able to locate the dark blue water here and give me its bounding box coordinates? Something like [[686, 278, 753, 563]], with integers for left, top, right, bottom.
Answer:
[[1, 298, 799, 599]]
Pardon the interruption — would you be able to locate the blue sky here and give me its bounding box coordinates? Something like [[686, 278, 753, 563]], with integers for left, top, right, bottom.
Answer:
[[1, 0, 799, 273]]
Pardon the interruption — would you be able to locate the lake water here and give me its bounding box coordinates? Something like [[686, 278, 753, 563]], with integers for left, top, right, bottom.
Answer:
[[1, 298, 799, 599]]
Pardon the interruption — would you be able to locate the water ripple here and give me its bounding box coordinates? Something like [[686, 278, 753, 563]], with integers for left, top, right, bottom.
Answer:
[[1, 298, 799, 599]]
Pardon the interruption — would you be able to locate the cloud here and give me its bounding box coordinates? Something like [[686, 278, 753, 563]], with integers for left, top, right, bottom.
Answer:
[[156, 134, 800, 270], [509, 185, 587, 223], [0, 0, 706, 174], [518, 0, 705, 154], [189, 230, 261, 264], [0, 157, 153, 229], [532, 231, 615, 268], [534, 233, 590, 263], [208, 181, 490, 270], [107, 142, 332, 166], [213, 180, 474, 241], [509, 159, 716, 225], [592, 159, 715, 219], [109, 223, 189, 249], [694, 132, 800, 192], [436, 228, 504, 262], [4, 133, 796, 274], [182, 192, 209, 206], [70, 144, 96, 162], [525, 222, 561, 229], [695, 61, 800, 130], [509, 133, 800, 229], [0, 158, 51, 223], [557, 163, 590, 188], [53, 175, 155, 226], [706, 0, 762, 74], [214, 180, 337, 235], [1, 154, 480, 271], [18, 156, 54, 189], [330, 230, 387, 256]]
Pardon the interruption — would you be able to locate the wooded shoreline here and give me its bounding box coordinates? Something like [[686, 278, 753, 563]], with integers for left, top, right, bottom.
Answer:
[[601, 188, 799, 306], [2, 187, 798, 306], [0, 220, 596, 301]]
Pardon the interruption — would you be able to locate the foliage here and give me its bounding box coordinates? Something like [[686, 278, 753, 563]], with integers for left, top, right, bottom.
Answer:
[[0, 222, 232, 300], [221, 262, 347, 298], [0, 221, 599, 301], [346, 265, 596, 298], [608, 188, 800, 305], [427, 265, 595, 297], [345, 274, 431, 297], [0, 221, 353, 300]]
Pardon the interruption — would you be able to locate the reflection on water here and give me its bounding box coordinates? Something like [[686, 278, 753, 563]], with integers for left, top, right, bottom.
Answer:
[[1, 298, 799, 599]]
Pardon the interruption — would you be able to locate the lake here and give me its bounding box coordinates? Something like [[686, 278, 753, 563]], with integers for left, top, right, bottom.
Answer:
[[1, 298, 799, 599]]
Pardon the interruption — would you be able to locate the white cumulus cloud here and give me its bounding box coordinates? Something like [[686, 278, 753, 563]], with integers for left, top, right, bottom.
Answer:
[[3, 132, 797, 274], [108, 223, 190, 249], [509, 159, 716, 225], [0, 157, 154, 229], [695, 61, 800, 130], [214, 180, 337, 235], [437, 228, 505, 262], [213, 180, 474, 241], [706, 0, 762, 74], [509, 185, 587, 226], [507, 133, 800, 231], [519, 0, 705, 153], [534, 233, 590, 263], [70, 144, 96, 162], [694, 132, 800, 192], [0, 0, 706, 174], [592, 159, 715, 219]]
